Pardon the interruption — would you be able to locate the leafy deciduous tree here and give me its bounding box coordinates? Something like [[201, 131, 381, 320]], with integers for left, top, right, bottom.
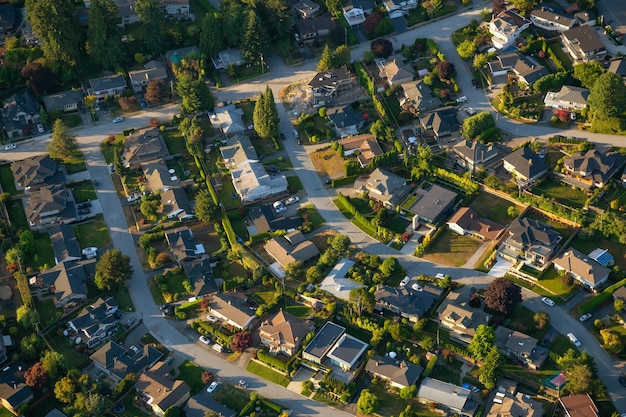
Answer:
[[587, 72, 626, 119], [42, 350, 68, 380], [572, 61, 605, 89], [468, 324, 495, 360], [195, 191, 219, 223], [54, 376, 77, 403], [95, 248, 133, 291], [357, 389, 379, 415], [146, 78, 169, 104], [25, 362, 49, 392], [370, 37, 393, 58], [484, 277, 522, 315], [230, 332, 252, 352], [457, 40, 477, 60], [479, 347, 504, 389], [16, 305, 40, 328], [349, 287, 375, 315], [21, 61, 57, 96]]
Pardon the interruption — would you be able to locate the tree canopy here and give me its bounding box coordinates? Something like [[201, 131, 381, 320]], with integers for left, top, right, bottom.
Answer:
[[87, 0, 124, 70], [176, 74, 214, 115], [371, 38, 393, 58], [349, 287, 376, 315], [357, 389, 379, 415], [572, 61, 605, 89], [468, 324, 495, 360], [479, 347, 504, 389], [242, 9, 269, 64], [135, 0, 166, 53], [587, 72, 626, 119], [484, 277, 522, 314], [195, 191, 219, 223], [95, 249, 133, 291], [48, 119, 78, 161], [463, 111, 496, 139], [199, 13, 224, 58], [457, 39, 477, 60], [253, 86, 279, 139]]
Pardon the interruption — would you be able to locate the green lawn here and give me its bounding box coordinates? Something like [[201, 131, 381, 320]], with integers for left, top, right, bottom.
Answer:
[[178, 360, 206, 395], [548, 41, 573, 71], [0, 164, 19, 195], [532, 179, 588, 209], [422, 229, 483, 267], [216, 179, 243, 211], [162, 129, 187, 155], [46, 334, 89, 369], [383, 96, 403, 125], [601, 185, 626, 208], [299, 204, 326, 231], [113, 286, 135, 312], [227, 209, 249, 240], [73, 216, 111, 248], [506, 275, 565, 304], [211, 385, 250, 412], [245, 360, 290, 387], [545, 147, 565, 169], [6, 199, 27, 230], [70, 180, 97, 202], [63, 157, 87, 174], [34, 298, 63, 326], [255, 291, 275, 305], [100, 135, 125, 164], [286, 303, 312, 319], [539, 267, 579, 299], [151, 269, 191, 305], [504, 304, 550, 340], [287, 175, 303, 192], [385, 215, 410, 233], [570, 236, 626, 270], [469, 191, 519, 226], [28, 232, 55, 271], [0, 407, 14, 417], [550, 334, 576, 356], [236, 102, 255, 124]]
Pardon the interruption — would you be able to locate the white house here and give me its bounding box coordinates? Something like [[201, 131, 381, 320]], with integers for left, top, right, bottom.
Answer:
[[544, 85, 590, 111], [530, 6, 576, 32], [162, 0, 189, 14], [489, 10, 531, 49], [342, 5, 366, 26]]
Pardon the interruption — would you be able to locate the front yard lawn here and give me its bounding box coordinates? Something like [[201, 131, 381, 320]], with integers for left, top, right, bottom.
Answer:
[[366, 382, 440, 417], [70, 180, 97, 202], [150, 268, 191, 304], [505, 304, 550, 340], [63, 156, 87, 174], [287, 175, 303, 192], [538, 267, 579, 300], [286, 302, 312, 319], [310, 147, 345, 179], [178, 360, 206, 395], [0, 165, 19, 195], [469, 191, 519, 226], [245, 360, 290, 387], [550, 334, 576, 356], [532, 179, 588, 209], [421, 229, 483, 267], [299, 204, 325, 231], [73, 216, 112, 248], [385, 215, 410, 233], [212, 385, 250, 412]]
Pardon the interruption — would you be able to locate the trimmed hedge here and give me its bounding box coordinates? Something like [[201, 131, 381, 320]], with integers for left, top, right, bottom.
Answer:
[[579, 277, 626, 314], [260, 398, 283, 414], [332, 175, 357, 188], [238, 401, 255, 417], [256, 349, 297, 372], [548, 136, 586, 144], [422, 355, 438, 378], [434, 168, 479, 194]]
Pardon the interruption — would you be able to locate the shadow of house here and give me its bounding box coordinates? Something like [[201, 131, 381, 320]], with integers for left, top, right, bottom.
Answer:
[[185, 394, 236, 417], [161, 188, 194, 221], [248, 205, 303, 234], [90, 341, 163, 382]]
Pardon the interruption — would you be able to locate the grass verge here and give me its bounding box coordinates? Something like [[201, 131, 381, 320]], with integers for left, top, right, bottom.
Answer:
[[245, 360, 290, 387]]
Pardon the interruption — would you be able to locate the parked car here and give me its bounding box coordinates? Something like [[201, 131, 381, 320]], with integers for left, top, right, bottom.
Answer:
[[279, 133, 286, 141], [129, 345, 140, 354], [275, 206, 286, 213], [207, 382, 219, 393], [567, 332, 581, 347], [212, 343, 224, 353], [412, 283, 423, 292], [206, 315, 218, 323], [37, 124, 45, 133], [127, 195, 140, 203], [4, 144, 16, 151], [199, 335, 211, 345], [113, 116, 124, 123], [436, 273, 446, 279], [266, 166, 280, 173], [472, 79, 479, 88], [238, 380, 249, 388], [579, 313, 592, 322], [400, 276, 410, 287], [293, 129, 299, 139], [77, 202, 92, 209], [538, 149, 546, 159], [78, 208, 91, 215], [455, 96, 467, 103], [541, 297, 555, 307], [285, 196, 300, 205]]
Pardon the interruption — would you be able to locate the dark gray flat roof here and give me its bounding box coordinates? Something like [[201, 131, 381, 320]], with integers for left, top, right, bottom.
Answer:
[[303, 321, 345, 359]]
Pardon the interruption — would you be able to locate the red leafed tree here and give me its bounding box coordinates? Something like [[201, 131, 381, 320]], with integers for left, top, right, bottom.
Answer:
[[201, 371, 213, 384], [119, 96, 139, 112], [363, 12, 382, 34], [437, 60, 455, 80], [484, 277, 522, 315], [25, 362, 49, 392], [230, 332, 252, 352], [492, 0, 505, 14]]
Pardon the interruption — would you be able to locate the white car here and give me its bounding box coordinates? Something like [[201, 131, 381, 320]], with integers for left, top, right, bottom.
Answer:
[[436, 273, 446, 279], [466, 107, 476, 116], [412, 283, 423, 292], [400, 276, 410, 287], [567, 332, 581, 347], [293, 129, 300, 139], [541, 297, 555, 307], [4, 144, 16, 151], [37, 124, 45, 133], [113, 116, 124, 123], [285, 196, 300, 205], [129, 345, 140, 354], [455, 96, 467, 103], [206, 315, 218, 323], [127, 195, 140, 203], [579, 313, 592, 322], [207, 381, 219, 393], [199, 335, 211, 345]]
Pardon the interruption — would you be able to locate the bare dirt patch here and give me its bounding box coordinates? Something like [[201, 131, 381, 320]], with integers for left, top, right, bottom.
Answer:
[[309, 147, 346, 179]]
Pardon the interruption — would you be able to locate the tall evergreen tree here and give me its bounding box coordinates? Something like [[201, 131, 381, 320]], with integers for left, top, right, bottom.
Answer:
[[48, 119, 78, 161], [241, 9, 269, 64], [317, 45, 334, 72], [135, 0, 167, 54], [261, 0, 291, 41], [87, 0, 125, 70], [25, 0, 82, 66], [199, 13, 224, 59], [176, 74, 214, 115], [220, 0, 245, 47], [588, 72, 626, 119], [264, 86, 279, 139], [253, 86, 279, 139]]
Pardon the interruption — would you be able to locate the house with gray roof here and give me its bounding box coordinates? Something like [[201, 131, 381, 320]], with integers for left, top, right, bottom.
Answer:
[[303, 321, 346, 364], [544, 85, 590, 111], [43, 90, 84, 113], [128, 60, 168, 92], [553, 249, 611, 290], [185, 394, 236, 417], [136, 362, 190, 416], [67, 297, 119, 348], [608, 58, 626, 82], [405, 183, 457, 225], [0, 4, 17, 44], [208, 292, 256, 330], [161, 187, 194, 221], [89, 74, 127, 101], [419, 107, 460, 142], [400, 80, 441, 115], [294, 16, 336, 44], [182, 257, 217, 297], [211, 48, 245, 70], [354, 168, 409, 210], [502, 146, 548, 186], [308, 67, 353, 106], [377, 57, 414, 87], [488, 52, 549, 85], [25, 184, 70, 227], [210, 104, 245, 137], [165, 227, 205, 264], [366, 355, 423, 389], [374, 283, 443, 322], [563, 149, 626, 189], [500, 217, 562, 267], [417, 377, 478, 416], [0, 362, 33, 415], [319, 258, 364, 300], [123, 127, 169, 168], [264, 230, 320, 270], [45, 409, 67, 417], [530, 5, 576, 32], [248, 204, 303, 234], [495, 326, 548, 369], [1, 90, 41, 138], [453, 140, 499, 172], [34, 261, 91, 307], [486, 392, 544, 417], [438, 293, 491, 345], [327, 104, 365, 137], [561, 25, 607, 63], [294, 0, 320, 19], [143, 159, 181, 192], [90, 340, 163, 381], [49, 224, 81, 264], [11, 154, 59, 190]]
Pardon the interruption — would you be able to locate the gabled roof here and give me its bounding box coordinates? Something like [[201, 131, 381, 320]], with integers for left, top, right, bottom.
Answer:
[[420, 107, 459, 136], [89, 74, 127, 92], [366, 355, 423, 388], [327, 105, 365, 128], [453, 140, 499, 165], [374, 283, 443, 319], [495, 326, 538, 356], [136, 362, 190, 411], [165, 227, 204, 263], [486, 392, 544, 417], [220, 134, 259, 167], [43, 90, 84, 113], [0, 362, 33, 411], [506, 217, 561, 249], [11, 154, 58, 188], [418, 378, 472, 412], [378, 57, 414, 83], [400, 80, 442, 112], [26, 184, 68, 225], [354, 168, 407, 199], [185, 395, 236, 417], [439, 302, 491, 338], [123, 127, 168, 166], [161, 187, 193, 220], [530, 5, 575, 27], [264, 230, 320, 267], [143, 159, 180, 192], [407, 183, 457, 223], [39, 262, 89, 304], [49, 224, 82, 263], [128, 60, 168, 85], [303, 321, 345, 359], [90, 341, 164, 380], [308, 67, 352, 89], [2, 90, 40, 119], [562, 25, 605, 53], [69, 297, 118, 336], [0, 4, 17, 31], [259, 310, 314, 346], [211, 293, 255, 328], [447, 207, 504, 240], [182, 257, 217, 297], [559, 394, 599, 417], [502, 146, 548, 180], [608, 58, 626, 77], [491, 10, 531, 36], [339, 134, 383, 166], [547, 85, 590, 105], [553, 249, 611, 286], [248, 205, 303, 234], [211, 104, 245, 136]]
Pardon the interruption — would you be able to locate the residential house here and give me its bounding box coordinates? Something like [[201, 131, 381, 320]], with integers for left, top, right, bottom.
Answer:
[[308, 67, 353, 106], [419, 107, 460, 142], [608, 58, 626, 82], [221, 134, 258, 168], [0, 4, 17, 44], [25, 184, 70, 227], [45, 409, 67, 417], [488, 52, 549, 85], [562, 149, 626, 189], [294, 0, 320, 19], [353, 168, 409, 209], [319, 258, 364, 301], [561, 25, 607, 63], [211, 49, 245, 70], [417, 378, 478, 417], [559, 394, 599, 417], [123, 126, 169, 168], [530, 5, 576, 32], [11, 154, 59, 190], [210, 104, 245, 137], [553, 249, 611, 290], [383, 0, 417, 17], [486, 392, 544, 417], [339, 134, 383, 167], [438, 294, 491, 344], [208, 292, 256, 330], [264, 230, 320, 271], [89, 74, 127, 101], [33, 262, 90, 307], [49, 224, 82, 264], [544, 85, 590, 111], [405, 183, 458, 225], [90, 341, 163, 381], [500, 217, 562, 267], [447, 207, 505, 241], [162, 0, 189, 15], [143, 159, 180, 192], [574, 10, 596, 26], [1, 90, 41, 138], [400, 80, 442, 115], [587, 248, 614, 267], [502, 146, 549, 186], [248, 205, 303, 234], [259, 310, 315, 356], [495, 326, 548, 369], [161, 187, 194, 221], [136, 362, 191, 416], [327, 105, 366, 137], [42, 90, 84, 114], [67, 297, 119, 348], [303, 322, 368, 382], [366, 355, 423, 389], [377, 57, 414, 87], [342, 4, 366, 26], [165, 46, 200, 74], [165, 227, 205, 264], [294, 16, 335, 43], [452, 140, 499, 172], [489, 10, 531, 49], [185, 394, 236, 417], [182, 257, 217, 297], [343, 0, 375, 14], [128, 60, 168, 92], [374, 283, 443, 322], [613, 285, 626, 302], [0, 362, 34, 415]]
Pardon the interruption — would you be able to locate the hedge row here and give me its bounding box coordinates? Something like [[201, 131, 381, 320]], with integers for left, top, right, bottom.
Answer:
[[548, 136, 585, 144], [422, 355, 438, 378], [443, 343, 471, 358], [332, 175, 357, 188], [579, 277, 626, 314], [355, 62, 374, 95], [238, 400, 255, 417], [256, 349, 297, 372], [260, 398, 283, 414], [139, 229, 165, 249], [434, 168, 479, 194], [221, 217, 237, 246]]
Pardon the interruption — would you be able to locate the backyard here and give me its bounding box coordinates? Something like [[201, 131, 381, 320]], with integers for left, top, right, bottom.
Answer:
[[6, 199, 27, 230], [212, 385, 250, 412], [73, 216, 111, 248], [532, 179, 588, 209], [366, 381, 440, 417], [469, 191, 520, 226], [538, 267, 579, 300], [570, 235, 626, 270], [421, 229, 483, 267], [216, 179, 242, 211], [0, 164, 19, 195], [177, 360, 206, 395], [309, 147, 346, 179], [161, 129, 187, 155]]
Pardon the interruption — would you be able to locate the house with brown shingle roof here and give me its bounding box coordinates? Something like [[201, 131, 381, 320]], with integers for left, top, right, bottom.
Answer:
[[553, 249, 611, 290], [437, 292, 491, 345], [561, 25, 607, 63], [366, 354, 423, 389], [123, 127, 169, 168], [376, 57, 414, 87], [208, 293, 256, 330], [136, 362, 191, 416], [452, 140, 499, 173], [339, 134, 383, 167], [559, 394, 599, 417], [263, 230, 320, 269], [25, 184, 70, 227], [486, 392, 544, 417], [447, 207, 505, 241], [259, 310, 314, 356], [11, 154, 59, 190], [562, 149, 626, 189]]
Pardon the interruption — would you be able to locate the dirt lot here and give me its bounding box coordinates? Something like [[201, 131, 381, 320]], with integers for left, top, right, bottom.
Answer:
[[309, 147, 346, 179]]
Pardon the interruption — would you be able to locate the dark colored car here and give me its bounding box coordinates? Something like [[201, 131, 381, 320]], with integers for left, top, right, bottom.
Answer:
[[279, 133, 286, 141], [619, 376, 626, 387], [77, 201, 92, 209], [472, 79, 479, 88]]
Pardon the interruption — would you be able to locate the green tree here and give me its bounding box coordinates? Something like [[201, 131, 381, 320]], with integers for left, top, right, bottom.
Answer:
[[284, 260, 304, 280], [135, 0, 166, 53], [600, 329, 622, 354], [573, 61, 605, 89], [163, 406, 181, 417], [468, 324, 495, 360], [221, 0, 245, 47], [357, 389, 379, 415], [614, 299, 625, 312], [140, 199, 158, 220], [113, 151, 124, 175], [48, 119, 78, 161], [473, 53, 490, 69], [195, 191, 219, 223], [176, 74, 214, 115], [20, 333, 44, 361], [380, 257, 400, 277], [329, 234, 350, 253], [306, 265, 323, 283], [16, 305, 39, 328], [399, 384, 417, 400], [510, 0, 537, 14], [252, 86, 279, 139], [463, 111, 495, 139], [199, 13, 224, 59], [95, 248, 133, 291], [4, 246, 22, 268], [479, 347, 504, 389], [533, 311, 550, 329], [317, 44, 334, 72], [507, 206, 519, 217], [42, 350, 68, 380], [567, 363, 594, 394], [54, 376, 77, 403], [87, 0, 124, 69], [587, 72, 626, 119], [333, 45, 351, 68], [241, 9, 269, 65], [325, 0, 342, 16], [349, 287, 375, 314], [457, 39, 476, 60], [179, 116, 204, 156], [25, 0, 82, 66], [262, 0, 292, 42]]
